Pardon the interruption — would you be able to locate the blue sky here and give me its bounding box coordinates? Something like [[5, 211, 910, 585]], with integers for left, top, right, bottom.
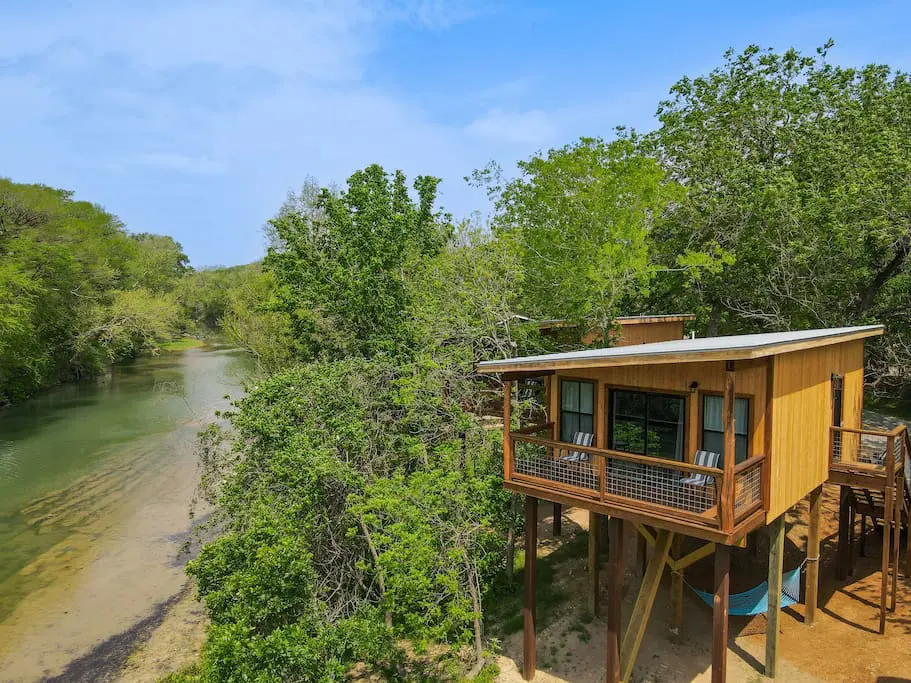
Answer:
[[2, 1, 909, 267]]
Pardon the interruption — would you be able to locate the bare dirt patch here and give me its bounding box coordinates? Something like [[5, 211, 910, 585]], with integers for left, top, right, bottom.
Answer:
[[494, 487, 910, 682]]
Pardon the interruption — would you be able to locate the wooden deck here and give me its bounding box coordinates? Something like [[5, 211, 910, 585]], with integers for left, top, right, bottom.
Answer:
[[505, 423, 767, 544], [827, 423, 909, 634]]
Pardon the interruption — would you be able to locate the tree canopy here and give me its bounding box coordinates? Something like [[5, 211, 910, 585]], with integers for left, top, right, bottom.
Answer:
[[0, 178, 188, 403]]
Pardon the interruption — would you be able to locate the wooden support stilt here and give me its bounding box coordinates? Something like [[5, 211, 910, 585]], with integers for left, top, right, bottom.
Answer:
[[766, 514, 785, 677], [848, 502, 856, 577], [670, 535, 684, 631], [620, 530, 674, 682], [836, 485, 850, 580], [589, 511, 600, 616], [553, 502, 562, 537], [606, 516, 624, 683], [712, 544, 730, 683], [638, 532, 648, 576], [806, 486, 822, 627], [891, 473, 901, 611], [523, 496, 537, 680], [880, 438, 894, 635]]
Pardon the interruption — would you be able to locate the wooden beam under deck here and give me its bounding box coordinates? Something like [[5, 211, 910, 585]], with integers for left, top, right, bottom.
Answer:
[[713, 544, 730, 683], [504, 480, 766, 545], [606, 517, 623, 683], [766, 514, 785, 677], [806, 486, 822, 627], [589, 511, 600, 616], [620, 530, 674, 683]]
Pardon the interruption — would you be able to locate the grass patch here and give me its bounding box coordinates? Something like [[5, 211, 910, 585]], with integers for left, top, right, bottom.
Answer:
[[160, 338, 206, 352], [486, 531, 589, 636], [865, 392, 911, 422]]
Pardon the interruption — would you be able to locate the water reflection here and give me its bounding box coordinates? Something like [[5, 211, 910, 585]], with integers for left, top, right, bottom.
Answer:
[[0, 343, 251, 676]]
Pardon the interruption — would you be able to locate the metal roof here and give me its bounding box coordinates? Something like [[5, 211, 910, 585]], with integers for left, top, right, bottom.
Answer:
[[476, 325, 884, 373]]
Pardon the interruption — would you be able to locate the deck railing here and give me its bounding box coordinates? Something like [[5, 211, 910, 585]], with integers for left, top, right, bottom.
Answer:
[[507, 423, 766, 533], [829, 425, 906, 476]]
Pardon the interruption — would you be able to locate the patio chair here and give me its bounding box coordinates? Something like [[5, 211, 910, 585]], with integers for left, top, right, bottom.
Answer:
[[680, 450, 720, 486], [560, 431, 595, 462]]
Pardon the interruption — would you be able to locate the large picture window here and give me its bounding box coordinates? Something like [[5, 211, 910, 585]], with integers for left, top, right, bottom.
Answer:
[[560, 380, 594, 442], [702, 395, 749, 463], [609, 390, 685, 461]]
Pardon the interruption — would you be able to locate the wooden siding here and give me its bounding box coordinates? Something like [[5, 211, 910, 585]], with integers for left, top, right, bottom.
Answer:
[[616, 321, 686, 346], [768, 340, 864, 520], [556, 359, 768, 465]]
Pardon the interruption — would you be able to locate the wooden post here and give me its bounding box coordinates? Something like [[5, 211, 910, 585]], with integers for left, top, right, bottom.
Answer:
[[762, 358, 774, 510], [880, 437, 894, 635], [589, 511, 600, 616], [543, 375, 552, 422], [806, 486, 822, 627], [523, 495, 537, 680], [891, 457, 901, 611], [606, 516, 624, 683], [766, 514, 785, 676], [836, 485, 850, 580], [638, 532, 648, 576], [721, 361, 736, 532], [553, 502, 562, 537], [620, 530, 674, 682], [712, 544, 730, 683], [848, 502, 855, 577], [503, 380, 513, 481], [670, 535, 684, 631]]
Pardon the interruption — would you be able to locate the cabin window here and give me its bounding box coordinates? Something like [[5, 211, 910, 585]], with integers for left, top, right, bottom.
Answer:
[[560, 380, 594, 441], [609, 390, 685, 461], [702, 395, 749, 464]]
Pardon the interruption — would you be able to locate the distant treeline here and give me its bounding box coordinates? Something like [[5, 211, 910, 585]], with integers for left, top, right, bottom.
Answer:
[[0, 179, 264, 405]]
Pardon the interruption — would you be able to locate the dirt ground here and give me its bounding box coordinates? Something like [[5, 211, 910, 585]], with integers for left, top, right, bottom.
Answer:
[[116, 582, 208, 682], [496, 486, 911, 683]]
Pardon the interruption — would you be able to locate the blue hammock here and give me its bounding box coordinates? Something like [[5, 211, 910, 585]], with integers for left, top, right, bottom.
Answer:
[[688, 566, 803, 616]]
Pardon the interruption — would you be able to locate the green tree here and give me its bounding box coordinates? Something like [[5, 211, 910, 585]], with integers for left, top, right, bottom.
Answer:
[[0, 178, 188, 402], [475, 136, 679, 333], [651, 44, 910, 327], [264, 165, 451, 360]]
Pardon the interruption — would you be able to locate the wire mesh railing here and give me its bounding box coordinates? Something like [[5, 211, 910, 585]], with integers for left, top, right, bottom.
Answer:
[[733, 456, 763, 519], [508, 431, 749, 528], [830, 425, 904, 471]]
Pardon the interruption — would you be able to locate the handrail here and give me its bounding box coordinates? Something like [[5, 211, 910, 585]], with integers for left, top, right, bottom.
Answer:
[[831, 425, 894, 438], [733, 453, 766, 475], [510, 432, 724, 477], [512, 422, 554, 435]]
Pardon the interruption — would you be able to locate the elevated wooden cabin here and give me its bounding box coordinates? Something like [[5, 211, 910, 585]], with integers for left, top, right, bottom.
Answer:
[[478, 324, 905, 682], [535, 313, 695, 347]]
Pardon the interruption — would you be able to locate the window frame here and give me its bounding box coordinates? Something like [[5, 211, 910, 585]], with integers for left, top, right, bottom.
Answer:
[[558, 378, 597, 443], [699, 392, 752, 464], [607, 387, 688, 462]]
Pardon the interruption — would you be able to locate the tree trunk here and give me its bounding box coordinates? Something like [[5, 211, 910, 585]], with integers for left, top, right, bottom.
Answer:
[[464, 552, 486, 678], [857, 234, 910, 316], [707, 300, 722, 337], [359, 520, 392, 628]]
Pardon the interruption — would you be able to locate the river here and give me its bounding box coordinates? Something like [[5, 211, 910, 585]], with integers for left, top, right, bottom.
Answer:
[[0, 342, 251, 681]]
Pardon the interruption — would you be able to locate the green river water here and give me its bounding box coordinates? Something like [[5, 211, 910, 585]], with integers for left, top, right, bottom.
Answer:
[[0, 342, 251, 681]]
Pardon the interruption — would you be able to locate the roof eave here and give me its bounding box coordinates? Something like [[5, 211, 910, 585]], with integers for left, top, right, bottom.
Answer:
[[475, 326, 884, 374]]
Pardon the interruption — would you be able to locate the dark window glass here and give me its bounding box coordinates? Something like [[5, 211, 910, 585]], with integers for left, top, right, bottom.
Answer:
[[560, 380, 595, 442], [702, 395, 749, 464], [610, 390, 685, 461]]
